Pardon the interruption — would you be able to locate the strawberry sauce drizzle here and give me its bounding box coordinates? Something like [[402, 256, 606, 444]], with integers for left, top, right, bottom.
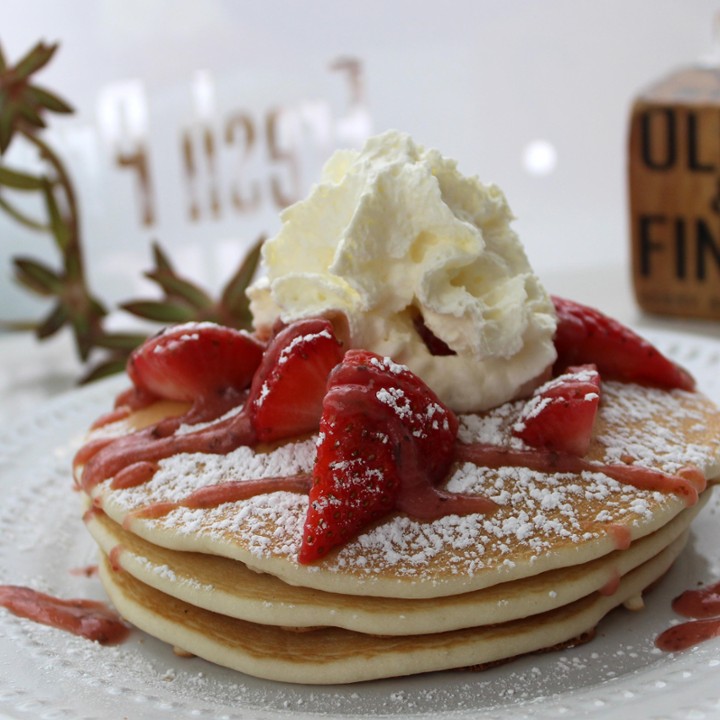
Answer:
[[111, 461, 158, 490], [672, 580, 720, 618], [76, 398, 703, 534], [76, 407, 256, 494], [108, 545, 123, 572], [598, 569, 621, 596], [607, 524, 632, 550], [455, 443, 702, 506], [656, 579, 720, 652], [0, 586, 129, 645], [68, 565, 99, 578], [393, 434, 498, 519], [655, 617, 720, 652], [126, 474, 312, 524], [656, 616, 720, 652]]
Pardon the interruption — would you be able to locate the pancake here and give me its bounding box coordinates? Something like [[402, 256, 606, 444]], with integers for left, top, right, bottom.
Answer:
[[71, 130, 720, 683], [85, 495, 706, 635], [97, 533, 688, 684], [71, 130, 720, 684], [80, 380, 720, 600]]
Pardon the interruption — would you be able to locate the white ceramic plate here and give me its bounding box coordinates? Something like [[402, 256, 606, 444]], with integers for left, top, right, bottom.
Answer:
[[1, 329, 719, 720]]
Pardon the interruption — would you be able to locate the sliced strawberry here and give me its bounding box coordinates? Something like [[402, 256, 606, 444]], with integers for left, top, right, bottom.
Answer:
[[248, 318, 344, 442], [127, 322, 265, 403], [513, 364, 601, 456], [328, 350, 458, 483], [299, 350, 461, 563], [552, 296, 695, 391], [299, 388, 400, 563]]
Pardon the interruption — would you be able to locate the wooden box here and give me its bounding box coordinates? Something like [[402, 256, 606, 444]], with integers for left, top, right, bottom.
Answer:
[[628, 66, 720, 320]]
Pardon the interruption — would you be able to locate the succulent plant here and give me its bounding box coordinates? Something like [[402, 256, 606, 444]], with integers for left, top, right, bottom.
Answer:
[[0, 40, 262, 382]]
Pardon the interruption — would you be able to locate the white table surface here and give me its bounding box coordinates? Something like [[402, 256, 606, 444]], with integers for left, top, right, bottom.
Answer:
[[2, 261, 720, 430]]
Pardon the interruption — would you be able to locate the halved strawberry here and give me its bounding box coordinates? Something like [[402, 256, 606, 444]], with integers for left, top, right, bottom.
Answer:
[[127, 322, 265, 403], [328, 350, 458, 483], [299, 387, 401, 563], [299, 350, 461, 563], [552, 296, 695, 391], [513, 364, 601, 456], [247, 318, 344, 442]]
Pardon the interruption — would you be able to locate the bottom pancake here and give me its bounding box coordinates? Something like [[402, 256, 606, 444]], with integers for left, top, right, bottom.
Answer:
[[98, 532, 687, 685]]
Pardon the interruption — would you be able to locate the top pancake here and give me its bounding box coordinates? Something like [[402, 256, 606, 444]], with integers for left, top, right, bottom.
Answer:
[[81, 381, 720, 599]]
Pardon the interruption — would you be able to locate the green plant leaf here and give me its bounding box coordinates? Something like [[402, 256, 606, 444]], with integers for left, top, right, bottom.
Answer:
[[13, 41, 58, 80], [94, 332, 147, 351], [41, 178, 72, 252], [146, 268, 213, 310], [121, 300, 198, 324], [80, 356, 127, 384], [25, 85, 73, 114], [0, 165, 46, 190], [0, 318, 38, 331], [151, 241, 175, 273], [69, 311, 93, 361], [0, 105, 15, 153], [0, 192, 48, 230], [220, 236, 263, 324], [143, 241, 213, 310], [13, 256, 63, 295], [17, 102, 47, 131], [0, 43, 7, 72], [88, 296, 108, 319], [36, 301, 68, 338]]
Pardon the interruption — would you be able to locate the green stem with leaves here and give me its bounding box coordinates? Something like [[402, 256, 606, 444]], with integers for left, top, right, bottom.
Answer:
[[1, 39, 264, 383]]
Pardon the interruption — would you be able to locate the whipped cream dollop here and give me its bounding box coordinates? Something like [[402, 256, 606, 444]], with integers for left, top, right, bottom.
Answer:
[[248, 130, 557, 412]]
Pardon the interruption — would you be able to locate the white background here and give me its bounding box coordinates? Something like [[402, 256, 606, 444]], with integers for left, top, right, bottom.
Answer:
[[1, 0, 720, 348]]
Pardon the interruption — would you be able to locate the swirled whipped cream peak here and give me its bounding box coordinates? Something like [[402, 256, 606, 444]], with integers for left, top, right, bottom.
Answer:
[[248, 130, 557, 412]]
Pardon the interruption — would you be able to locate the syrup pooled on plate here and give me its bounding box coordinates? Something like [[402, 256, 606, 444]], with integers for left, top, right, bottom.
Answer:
[[656, 578, 720, 652], [0, 585, 129, 645]]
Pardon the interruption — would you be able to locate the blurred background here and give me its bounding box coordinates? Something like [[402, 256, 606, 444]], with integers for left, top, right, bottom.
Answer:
[[2, 0, 720, 348]]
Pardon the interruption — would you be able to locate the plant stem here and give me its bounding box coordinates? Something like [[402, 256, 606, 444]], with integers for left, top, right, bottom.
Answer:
[[21, 128, 107, 357], [22, 129, 80, 256]]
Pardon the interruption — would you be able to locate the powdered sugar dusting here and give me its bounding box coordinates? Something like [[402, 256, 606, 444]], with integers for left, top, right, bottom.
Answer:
[[156, 492, 307, 560], [106, 439, 316, 512], [369, 355, 406, 375], [151, 322, 221, 354], [278, 329, 333, 366], [95, 381, 720, 589], [598, 383, 720, 475], [331, 465, 668, 577]]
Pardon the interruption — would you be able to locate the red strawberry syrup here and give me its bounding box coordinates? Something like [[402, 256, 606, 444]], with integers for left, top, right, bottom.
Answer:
[[607, 524, 632, 551], [0, 586, 129, 645], [598, 569, 621, 596], [69, 564, 99, 578], [672, 580, 720, 618], [454, 444, 702, 506], [127, 474, 313, 523], [656, 617, 720, 652], [656, 579, 720, 652], [76, 406, 256, 494]]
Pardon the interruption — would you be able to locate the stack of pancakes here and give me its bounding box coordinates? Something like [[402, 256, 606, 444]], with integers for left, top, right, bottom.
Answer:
[[77, 380, 720, 684]]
